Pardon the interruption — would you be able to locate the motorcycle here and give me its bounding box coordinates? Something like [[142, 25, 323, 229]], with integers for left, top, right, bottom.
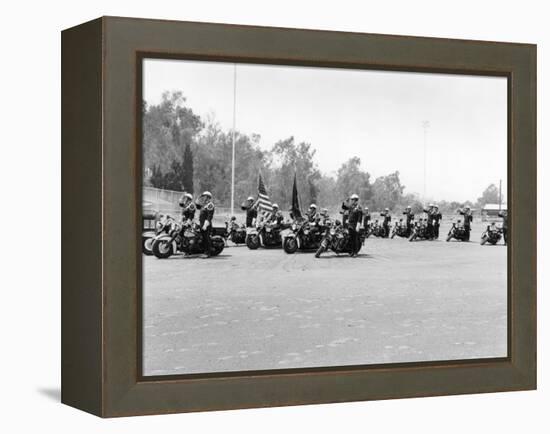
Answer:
[[480, 224, 503, 245], [446, 220, 469, 242], [152, 221, 225, 258], [142, 215, 175, 255], [246, 220, 285, 249], [390, 218, 410, 239], [408, 219, 432, 242], [314, 221, 365, 258], [367, 219, 386, 238], [282, 220, 323, 254], [225, 217, 247, 245]]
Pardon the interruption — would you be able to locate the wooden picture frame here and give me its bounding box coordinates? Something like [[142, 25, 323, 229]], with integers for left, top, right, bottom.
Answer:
[[61, 16, 536, 417]]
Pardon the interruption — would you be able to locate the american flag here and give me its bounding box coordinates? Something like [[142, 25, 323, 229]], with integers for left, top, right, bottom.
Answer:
[[255, 173, 273, 213]]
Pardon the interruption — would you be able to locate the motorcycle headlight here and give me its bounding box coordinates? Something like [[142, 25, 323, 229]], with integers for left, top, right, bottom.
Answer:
[[292, 224, 297, 231], [330, 229, 336, 235]]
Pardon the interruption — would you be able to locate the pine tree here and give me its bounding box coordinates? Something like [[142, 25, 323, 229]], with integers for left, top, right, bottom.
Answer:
[[182, 141, 194, 194]]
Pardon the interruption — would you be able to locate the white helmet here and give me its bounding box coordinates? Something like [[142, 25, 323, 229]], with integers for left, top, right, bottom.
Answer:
[[350, 193, 359, 200], [202, 191, 212, 198], [385, 207, 389, 211], [429, 203, 434, 207], [364, 206, 369, 210], [309, 204, 317, 209], [272, 203, 279, 209], [182, 193, 192, 200], [247, 196, 254, 201]]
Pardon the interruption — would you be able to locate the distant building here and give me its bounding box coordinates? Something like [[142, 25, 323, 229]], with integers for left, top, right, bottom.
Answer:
[[481, 203, 507, 222]]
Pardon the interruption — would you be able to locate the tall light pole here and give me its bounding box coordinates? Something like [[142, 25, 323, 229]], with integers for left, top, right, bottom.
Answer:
[[422, 120, 430, 200], [230, 64, 237, 216]]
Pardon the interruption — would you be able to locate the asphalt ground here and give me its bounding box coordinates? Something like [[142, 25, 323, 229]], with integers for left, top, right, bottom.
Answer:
[[142, 223, 507, 376]]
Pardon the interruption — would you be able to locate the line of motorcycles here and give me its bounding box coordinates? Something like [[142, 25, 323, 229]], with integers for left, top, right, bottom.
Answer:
[[367, 218, 504, 245], [143, 214, 505, 259], [143, 215, 367, 258]]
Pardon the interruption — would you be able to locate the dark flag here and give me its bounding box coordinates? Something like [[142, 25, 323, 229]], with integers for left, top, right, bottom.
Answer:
[[255, 172, 273, 213], [291, 172, 302, 219]]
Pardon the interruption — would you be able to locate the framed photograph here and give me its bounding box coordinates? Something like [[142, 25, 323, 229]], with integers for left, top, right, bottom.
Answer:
[[62, 16, 536, 417]]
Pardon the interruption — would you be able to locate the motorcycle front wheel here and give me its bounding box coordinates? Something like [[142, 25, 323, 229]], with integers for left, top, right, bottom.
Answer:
[[480, 236, 488, 245], [446, 233, 453, 242], [314, 242, 327, 258], [283, 237, 298, 254], [246, 234, 260, 250], [391, 231, 397, 239], [152, 239, 173, 259], [408, 233, 417, 242]]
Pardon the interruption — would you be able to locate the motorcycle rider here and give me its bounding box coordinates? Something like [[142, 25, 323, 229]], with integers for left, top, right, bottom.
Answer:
[[318, 208, 331, 228], [432, 205, 442, 239], [498, 209, 508, 245], [403, 206, 414, 236], [423, 204, 437, 239], [363, 206, 371, 229], [342, 194, 363, 256], [306, 204, 319, 223], [458, 206, 473, 241], [380, 208, 391, 238], [241, 196, 258, 228], [267, 203, 284, 226], [178, 192, 196, 225], [196, 191, 215, 258]]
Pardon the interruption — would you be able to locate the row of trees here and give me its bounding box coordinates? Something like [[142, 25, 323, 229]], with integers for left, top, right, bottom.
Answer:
[[143, 90, 499, 214]]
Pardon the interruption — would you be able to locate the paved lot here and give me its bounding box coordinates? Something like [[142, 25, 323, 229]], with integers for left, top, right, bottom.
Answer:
[[143, 223, 507, 376]]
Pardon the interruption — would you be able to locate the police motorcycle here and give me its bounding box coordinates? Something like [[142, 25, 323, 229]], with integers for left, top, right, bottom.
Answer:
[[408, 218, 432, 242], [390, 218, 410, 239], [152, 220, 225, 259], [246, 217, 285, 250], [366, 219, 385, 238], [282, 219, 323, 254], [142, 215, 175, 256], [225, 216, 247, 245], [314, 219, 364, 258], [480, 222, 503, 245], [446, 219, 469, 242]]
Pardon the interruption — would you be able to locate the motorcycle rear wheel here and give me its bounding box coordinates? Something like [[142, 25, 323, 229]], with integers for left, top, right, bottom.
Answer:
[[142, 236, 154, 255]]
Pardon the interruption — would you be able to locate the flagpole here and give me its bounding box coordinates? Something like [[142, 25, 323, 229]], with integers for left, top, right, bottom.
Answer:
[[231, 64, 237, 216]]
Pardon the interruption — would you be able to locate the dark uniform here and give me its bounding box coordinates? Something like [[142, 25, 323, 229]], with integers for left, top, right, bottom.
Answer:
[[196, 199, 215, 256], [342, 201, 363, 255], [403, 209, 414, 236], [180, 201, 196, 221], [241, 201, 258, 228], [432, 208, 442, 239], [423, 208, 435, 239], [498, 210, 508, 244], [458, 208, 473, 241], [363, 209, 371, 228], [347, 203, 363, 255], [267, 209, 284, 226], [380, 211, 391, 238], [305, 208, 319, 224]]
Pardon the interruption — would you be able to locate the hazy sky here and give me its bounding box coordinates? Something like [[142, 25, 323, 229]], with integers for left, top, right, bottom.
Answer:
[[143, 59, 507, 203]]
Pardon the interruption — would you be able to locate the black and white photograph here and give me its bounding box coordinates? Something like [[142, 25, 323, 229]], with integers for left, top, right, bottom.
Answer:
[[141, 58, 508, 376]]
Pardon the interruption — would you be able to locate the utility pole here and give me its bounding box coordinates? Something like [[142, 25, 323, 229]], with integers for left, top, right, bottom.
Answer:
[[422, 120, 430, 200], [231, 64, 237, 216]]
